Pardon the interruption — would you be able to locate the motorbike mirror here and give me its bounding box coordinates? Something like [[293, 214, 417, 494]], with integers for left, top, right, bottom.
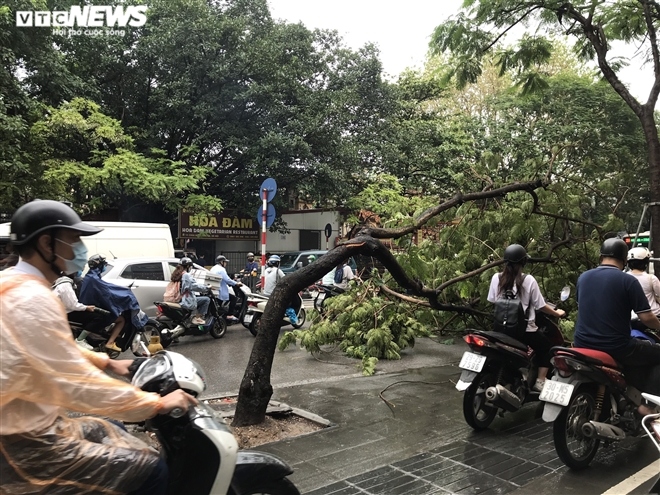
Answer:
[[560, 286, 571, 301]]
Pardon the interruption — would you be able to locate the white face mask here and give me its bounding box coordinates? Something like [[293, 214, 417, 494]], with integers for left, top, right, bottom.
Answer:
[[55, 238, 88, 274]]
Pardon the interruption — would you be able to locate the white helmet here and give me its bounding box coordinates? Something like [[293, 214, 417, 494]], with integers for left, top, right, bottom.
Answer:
[[628, 247, 651, 261]]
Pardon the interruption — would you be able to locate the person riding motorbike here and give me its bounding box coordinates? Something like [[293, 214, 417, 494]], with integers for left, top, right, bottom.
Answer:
[[574, 238, 660, 415], [263, 255, 285, 297], [79, 254, 132, 352], [52, 270, 97, 350], [244, 252, 259, 275], [210, 255, 242, 323], [486, 244, 566, 391], [626, 246, 660, 317], [175, 257, 211, 325], [0, 199, 197, 495]]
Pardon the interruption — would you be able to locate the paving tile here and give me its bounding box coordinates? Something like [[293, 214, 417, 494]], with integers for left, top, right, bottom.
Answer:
[[496, 461, 543, 483], [303, 481, 358, 495], [509, 464, 552, 485], [392, 452, 440, 470]]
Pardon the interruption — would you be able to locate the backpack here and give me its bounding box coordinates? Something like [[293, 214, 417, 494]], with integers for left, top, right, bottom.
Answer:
[[492, 274, 529, 339], [334, 266, 344, 284], [163, 280, 182, 303]]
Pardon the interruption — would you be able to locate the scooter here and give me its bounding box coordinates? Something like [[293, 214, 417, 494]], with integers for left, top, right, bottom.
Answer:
[[243, 292, 306, 337], [224, 274, 252, 325], [130, 351, 301, 494], [455, 287, 570, 430], [313, 284, 344, 315], [540, 347, 651, 469], [631, 315, 660, 343], [69, 307, 158, 358], [154, 287, 227, 344]]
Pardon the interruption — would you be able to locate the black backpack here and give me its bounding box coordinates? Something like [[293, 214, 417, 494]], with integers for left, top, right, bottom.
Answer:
[[493, 274, 529, 339]]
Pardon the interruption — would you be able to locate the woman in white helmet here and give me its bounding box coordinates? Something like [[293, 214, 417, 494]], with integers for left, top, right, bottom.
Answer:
[[627, 247, 660, 316]]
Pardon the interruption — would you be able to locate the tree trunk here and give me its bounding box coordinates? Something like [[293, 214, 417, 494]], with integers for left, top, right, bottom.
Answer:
[[640, 108, 660, 274]]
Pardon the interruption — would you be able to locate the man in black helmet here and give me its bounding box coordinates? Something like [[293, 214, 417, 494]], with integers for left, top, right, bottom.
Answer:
[[574, 238, 660, 410], [1, 200, 196, 494]]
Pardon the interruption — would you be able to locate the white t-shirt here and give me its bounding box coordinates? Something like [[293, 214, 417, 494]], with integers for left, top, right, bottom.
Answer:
[[263, 266, 285, 296], [487, 273, 546, 332], [334, 265, 355, 289], [628, 271, 660, 316]]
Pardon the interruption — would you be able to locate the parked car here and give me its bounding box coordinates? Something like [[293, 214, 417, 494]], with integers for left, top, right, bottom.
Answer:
[[279, 250, 357, 275], [94, 257, 206, 317]]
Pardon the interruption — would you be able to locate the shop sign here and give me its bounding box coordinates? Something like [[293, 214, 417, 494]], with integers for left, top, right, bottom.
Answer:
[[179, 210, 259, 240]]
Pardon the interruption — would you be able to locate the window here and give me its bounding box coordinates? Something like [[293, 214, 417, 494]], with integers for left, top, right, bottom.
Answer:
[[120, 263, 165, 281]]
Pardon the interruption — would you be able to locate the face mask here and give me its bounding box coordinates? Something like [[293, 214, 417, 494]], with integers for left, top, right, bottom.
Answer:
[[55, 238, 88, 274]]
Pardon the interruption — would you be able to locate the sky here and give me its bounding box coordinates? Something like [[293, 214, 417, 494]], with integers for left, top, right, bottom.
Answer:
[[267, 0, 653, 103]]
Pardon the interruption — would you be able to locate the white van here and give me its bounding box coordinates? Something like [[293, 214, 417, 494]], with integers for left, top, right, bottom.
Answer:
[[0, 221, 175, 259]]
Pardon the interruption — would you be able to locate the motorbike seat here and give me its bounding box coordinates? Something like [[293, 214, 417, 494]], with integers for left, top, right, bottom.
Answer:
[[471, 330, 528, 351], [159, 301, 182, 309], [553, 347, 622, 369]]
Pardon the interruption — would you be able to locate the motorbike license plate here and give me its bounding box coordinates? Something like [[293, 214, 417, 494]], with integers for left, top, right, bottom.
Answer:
[[317, 293, 325, 301], [243, 314, 253, 324], [539, 380, 574, 406], [458, 352, 487, 372]]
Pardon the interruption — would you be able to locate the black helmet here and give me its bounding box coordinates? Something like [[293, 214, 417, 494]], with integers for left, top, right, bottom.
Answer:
[[216, 255, 227, 264], [503, 244, 528, 264], [87, 254, 106, 270], [10, 200, 101, 246], [600, 238, 628, 262], [179, 257, 194, 268]]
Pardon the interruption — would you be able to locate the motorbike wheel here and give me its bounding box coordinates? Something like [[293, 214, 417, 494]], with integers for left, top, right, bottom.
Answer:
[[291, 308, 306, 329], [130, 320, 165, 356], [553, 388, 600, 469], [210, 318, 227, 339], [249, 314, 261, 337], [239, 478, 300, 495], [313, 295, 325, 315], [463, 372, 498, 431]]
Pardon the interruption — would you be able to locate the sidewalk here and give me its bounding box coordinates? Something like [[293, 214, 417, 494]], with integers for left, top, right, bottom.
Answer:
[[245, 339, 658, 495], [257, 340, 472, 493]]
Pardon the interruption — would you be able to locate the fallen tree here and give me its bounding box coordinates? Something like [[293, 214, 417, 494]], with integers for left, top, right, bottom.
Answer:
[[232, 178, 555, 426]]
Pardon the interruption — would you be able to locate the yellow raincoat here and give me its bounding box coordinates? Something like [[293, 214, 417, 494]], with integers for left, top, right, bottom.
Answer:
[[0, 271, 164, 494]]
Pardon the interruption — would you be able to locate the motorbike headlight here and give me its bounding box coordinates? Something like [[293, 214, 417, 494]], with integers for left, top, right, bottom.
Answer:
[[132, 353, 172, 389]]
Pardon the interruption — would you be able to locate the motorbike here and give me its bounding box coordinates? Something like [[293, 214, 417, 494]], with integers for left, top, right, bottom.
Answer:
[[224, 273, 252, 325], [69, 307, 158, 358], [243, 292, 306, 337], [130, 351, 301, 494], [631, 316, 660, 343], [642, 392, 660, 493], [540, 345, 651, 469], [455, 286, 570, 430], [313, 284, 344, 315], [154, 287, 227, 344]]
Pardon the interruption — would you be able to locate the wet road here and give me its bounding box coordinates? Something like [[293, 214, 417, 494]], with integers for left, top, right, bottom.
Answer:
[[135, 322, 659, 494]]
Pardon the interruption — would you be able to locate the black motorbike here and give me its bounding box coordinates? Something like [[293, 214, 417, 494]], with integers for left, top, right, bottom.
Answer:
[[154, 287, 227, 344], [69, 308, 158, 358], [221, 274, 252, 325], [130, 351, 301, 494], [456, 287, 569, 430], [313, 284, 344, 315]]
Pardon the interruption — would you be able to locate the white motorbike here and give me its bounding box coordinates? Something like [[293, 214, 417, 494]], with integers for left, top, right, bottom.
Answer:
[[243, 292, 306, 337], [131, 351, 301, 494], [642, 393, 660, 493]]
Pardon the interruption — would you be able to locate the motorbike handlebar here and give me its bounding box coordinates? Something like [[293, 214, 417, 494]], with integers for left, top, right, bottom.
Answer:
[[93, 308, 111, 315]]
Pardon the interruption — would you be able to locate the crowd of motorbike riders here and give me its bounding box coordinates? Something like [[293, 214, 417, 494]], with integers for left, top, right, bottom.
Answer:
[[0, 199, 659, 493]]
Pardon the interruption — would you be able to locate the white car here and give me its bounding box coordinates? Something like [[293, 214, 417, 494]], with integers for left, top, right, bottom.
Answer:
[[97, 258, 208, 317]]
